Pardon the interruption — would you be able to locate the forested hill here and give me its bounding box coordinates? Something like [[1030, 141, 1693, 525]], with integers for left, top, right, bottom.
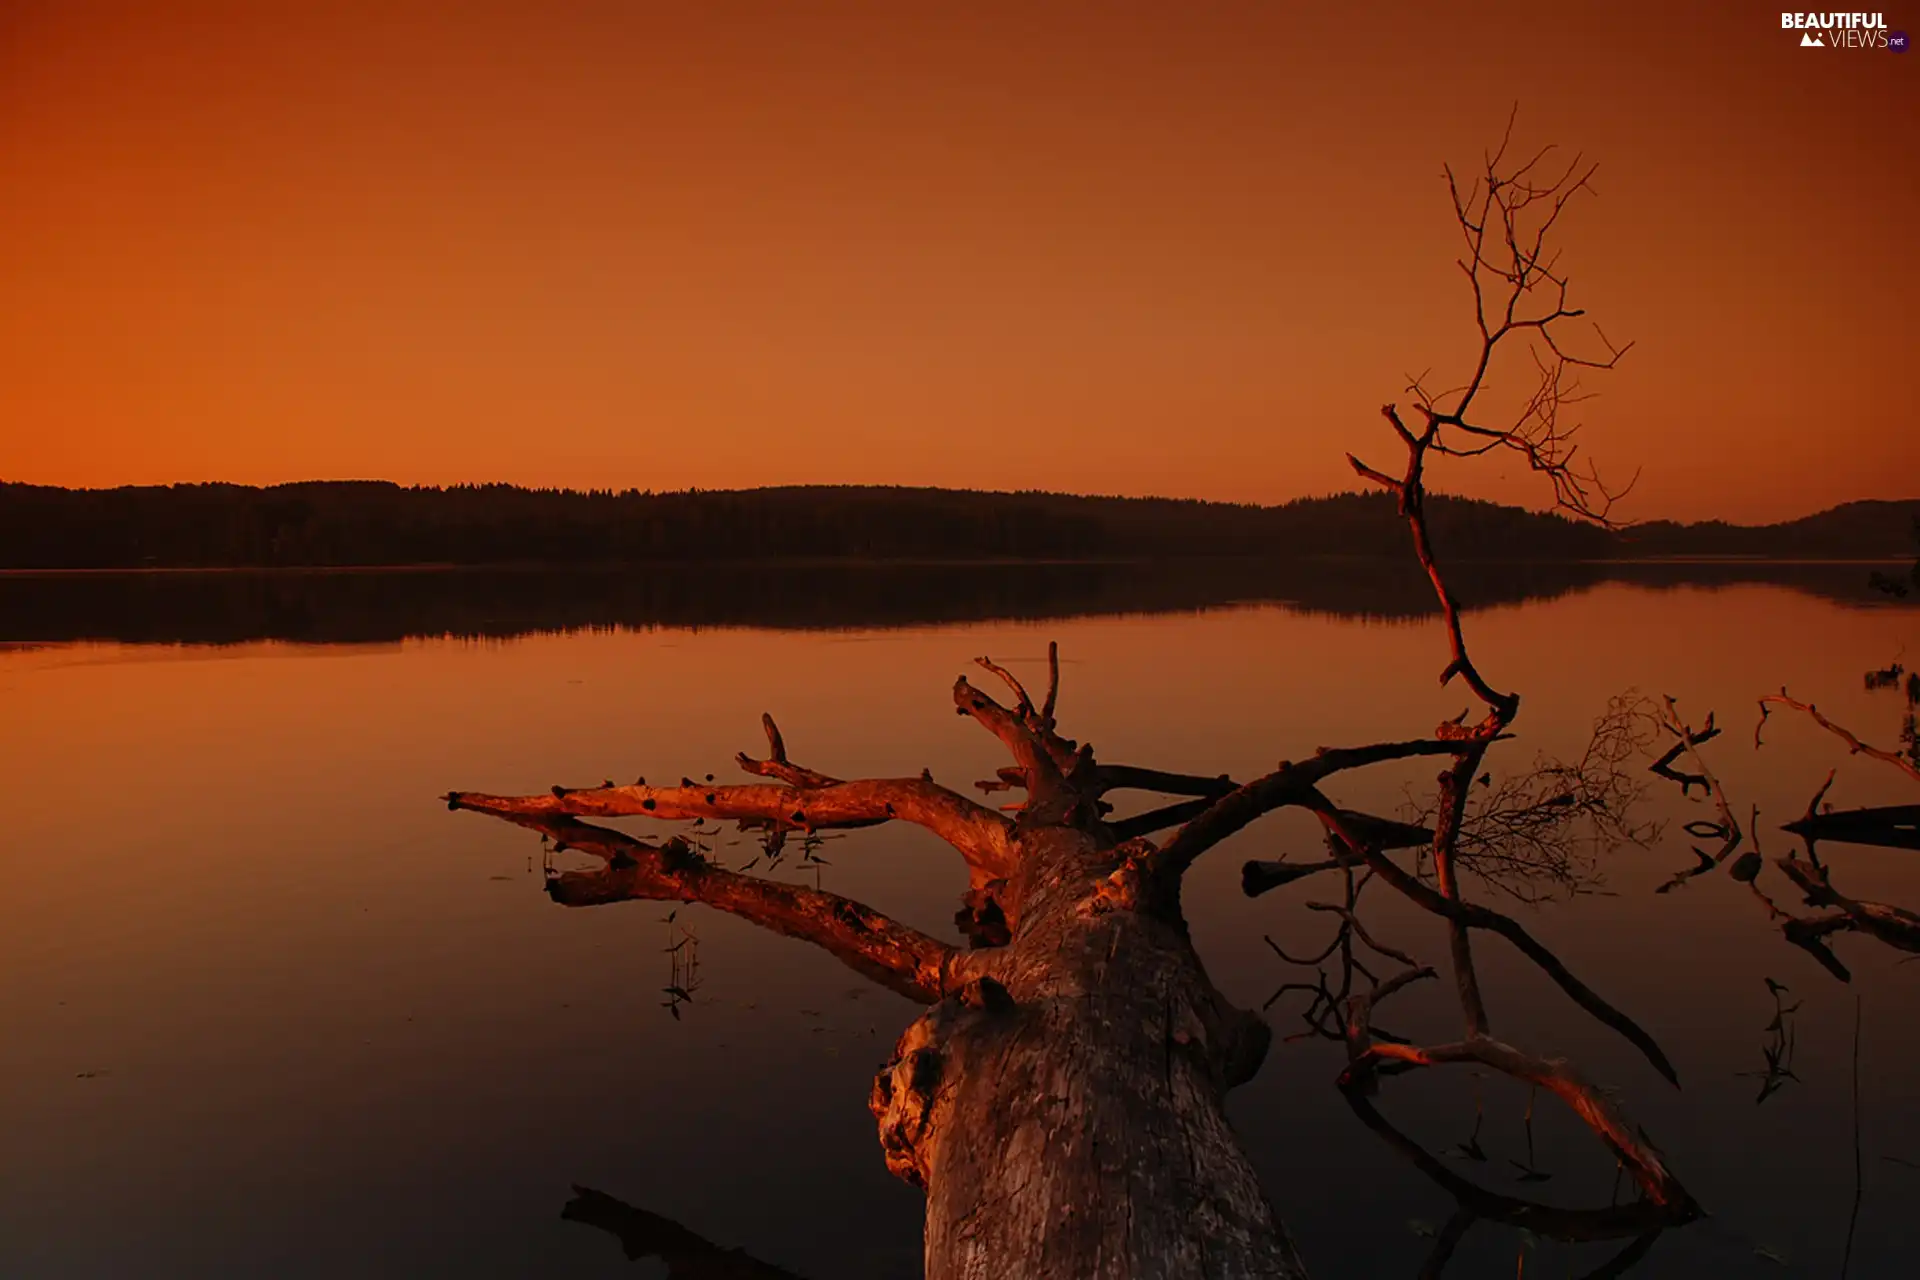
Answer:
[[0, 482, 1913, 570]]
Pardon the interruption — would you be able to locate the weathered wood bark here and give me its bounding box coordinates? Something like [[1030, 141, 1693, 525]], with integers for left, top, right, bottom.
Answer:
[[872, 826, 1298, 1279]]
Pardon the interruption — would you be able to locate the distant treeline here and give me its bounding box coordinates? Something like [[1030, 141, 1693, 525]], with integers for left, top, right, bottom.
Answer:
[[0, 481, 1915, 569]]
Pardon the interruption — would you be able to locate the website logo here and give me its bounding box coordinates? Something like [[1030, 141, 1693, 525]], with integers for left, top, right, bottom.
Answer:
[[1781, 12, 1898, 48]]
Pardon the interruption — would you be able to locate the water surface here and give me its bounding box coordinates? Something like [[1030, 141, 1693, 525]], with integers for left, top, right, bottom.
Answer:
[[3, 569, 1917, 1277]]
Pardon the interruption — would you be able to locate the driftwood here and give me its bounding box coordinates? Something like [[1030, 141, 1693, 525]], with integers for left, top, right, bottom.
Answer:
[[444, 123, 1697, 1277], [1648, 689, 1920, 981], [1757, 691, 1920, 786], [1774, 855, 1920, 959], [1781, 803, 1920, 852]]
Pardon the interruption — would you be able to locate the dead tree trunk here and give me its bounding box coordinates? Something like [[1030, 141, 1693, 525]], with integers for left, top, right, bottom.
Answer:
[[444, 126, 1702, 1277], [451, 665, 1318, 1278], [879, 822, 1292, 1279], [447, 651, 1691, 1278]]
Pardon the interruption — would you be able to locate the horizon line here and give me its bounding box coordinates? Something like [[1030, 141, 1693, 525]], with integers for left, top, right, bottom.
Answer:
[[6, 476, 1917, 531]]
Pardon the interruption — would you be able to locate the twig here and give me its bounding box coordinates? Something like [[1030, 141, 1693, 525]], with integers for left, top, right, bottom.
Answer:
[[1651, 698, 1745, 891], [1841, 995, 1863, 1280], [1757, 691, 1920, 784]]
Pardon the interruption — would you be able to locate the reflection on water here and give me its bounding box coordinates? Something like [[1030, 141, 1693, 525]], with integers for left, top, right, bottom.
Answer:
[[1342, 1089, 1670, 1278], [0, 557, 1908, 645], [562, 1185, 806, 1278], [3, 581, 1918, 1277]]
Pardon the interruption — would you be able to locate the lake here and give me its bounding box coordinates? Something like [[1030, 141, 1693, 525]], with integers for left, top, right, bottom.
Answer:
[[3, 565, 1917, 1278]]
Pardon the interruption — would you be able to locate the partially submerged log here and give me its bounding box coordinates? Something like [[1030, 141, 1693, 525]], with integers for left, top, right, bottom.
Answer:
[[453, 662, 1315, 1277], [448, 648, 1695, 1277]]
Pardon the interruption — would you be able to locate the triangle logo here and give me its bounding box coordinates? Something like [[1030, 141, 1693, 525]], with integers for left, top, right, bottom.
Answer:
[[1800, 31, 1824, 46]]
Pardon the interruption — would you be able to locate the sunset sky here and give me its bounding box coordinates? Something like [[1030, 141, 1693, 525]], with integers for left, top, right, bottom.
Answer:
[[2, 2, 1913, 522]]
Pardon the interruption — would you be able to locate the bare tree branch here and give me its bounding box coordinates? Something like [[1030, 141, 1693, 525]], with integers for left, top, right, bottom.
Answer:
[[458, 806, 984, 1004], [1242, 129, 1701, 1245], [1107, 796, 1220, 842], [1242, 809, 1433, 898], [1243, 855, 1353, 897], [1651, 698, 1745, 893], [734, 712, 838, 789], [1341, 1036, 1693, 1215], [1095, 764, 1238, 799], [1308, 794, 1679, 1086], [1366, 123, 1640, 527], [1332, 138, 1637, 1048], [1429, 743, 1496, 1036], [1656, 698, 1920, 980], [1774, 855, 1920, 956], [1757, 691, 1920, 785], [1344, 1096, 1674, 1265], [1406, 693, 1663, 904], [973, 655, 1035, 716], [1041, 639, 1062, 726], [951, 676, 1076, 816], [1153, 739, 1497, 877], [448, 767, 1015, 885]]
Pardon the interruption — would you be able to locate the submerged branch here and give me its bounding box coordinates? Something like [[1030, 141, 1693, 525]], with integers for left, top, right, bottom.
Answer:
[[450, 804, 979, 1003], [1413, 692, 1664, 904], [1651, 698, 1745, 892], [1344, 1090, 1685, 1248], [1154, 738, 1498, 877], [1310, 795, 1680, 1087], [1757, 691, 1920, 785], [1344, 1037, 1692, 1212], [1775, 856, 1920, 956]]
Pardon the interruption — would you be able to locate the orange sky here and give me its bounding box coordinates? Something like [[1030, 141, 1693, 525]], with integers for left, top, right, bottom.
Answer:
[[1, 1, 1913, 521]]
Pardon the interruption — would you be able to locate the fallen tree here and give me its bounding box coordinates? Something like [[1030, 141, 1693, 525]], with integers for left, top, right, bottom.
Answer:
[[446, 121, 1700, 1277]]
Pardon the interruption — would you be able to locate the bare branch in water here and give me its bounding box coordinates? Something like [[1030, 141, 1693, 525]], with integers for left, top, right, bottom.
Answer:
[[1650, 688, 1920, 977], [1757, 689, 1920, 785], [1401, 692, 1665, 903], [1651, 698, 1746, 893]]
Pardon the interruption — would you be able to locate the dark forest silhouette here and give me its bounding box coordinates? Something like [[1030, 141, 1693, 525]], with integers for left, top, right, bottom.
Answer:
[[2, 480, 1915, 570]]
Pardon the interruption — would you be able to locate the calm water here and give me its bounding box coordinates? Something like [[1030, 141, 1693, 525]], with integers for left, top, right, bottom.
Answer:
[[3, 569, 1918, 1277]]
